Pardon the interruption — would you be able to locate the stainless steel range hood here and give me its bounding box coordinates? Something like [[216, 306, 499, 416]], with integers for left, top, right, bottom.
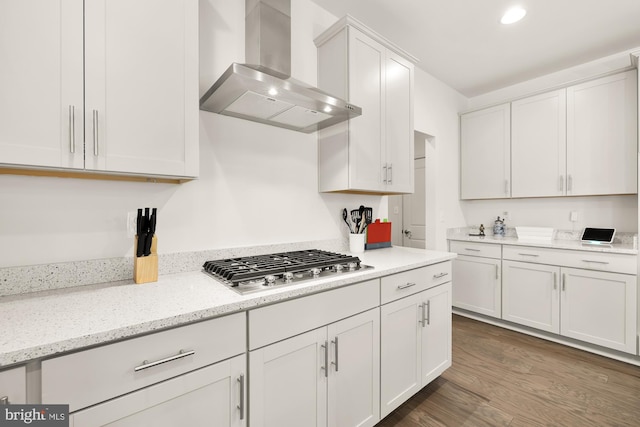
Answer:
[[199, 0, 361, 133]]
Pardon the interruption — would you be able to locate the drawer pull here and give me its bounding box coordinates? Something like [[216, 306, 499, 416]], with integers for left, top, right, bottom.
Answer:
[[331, 337, 339, 372], [0, 396, 8, 405], [419, 303, 426, 328], [134, 349, 195, 372], [433, 272, 449, 279], [518, 253, 539, 257], [426, 300, 431, 326], [321, 341, 329, 378], [581, 259, 610, 265], [553, 272, 557, 290], [464, 248, 481, 252], [398, 282, 417, 290]]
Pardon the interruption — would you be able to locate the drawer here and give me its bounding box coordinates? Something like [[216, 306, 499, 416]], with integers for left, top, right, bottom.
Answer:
[[249, 279, 379, 350], [449, 240, 501, 259], [0, 365, 26, 404], [381, 262, 452, 305], [503, 245, 637, 275], [42, 312, 246, 412]]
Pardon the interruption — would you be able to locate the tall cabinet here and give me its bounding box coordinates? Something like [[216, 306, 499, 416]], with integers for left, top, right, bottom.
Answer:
[[315, 16, 415, 194], [0, 0, 199, 179]]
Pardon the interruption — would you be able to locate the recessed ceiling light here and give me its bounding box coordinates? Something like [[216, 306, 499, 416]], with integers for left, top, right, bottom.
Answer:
[[323, 106, 332, 113], [501, 7, 527, 24], [268, 87, 278, 96]]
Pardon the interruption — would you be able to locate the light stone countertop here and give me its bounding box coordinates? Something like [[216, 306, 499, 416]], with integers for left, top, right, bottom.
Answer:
[[0, 246, 456, 367], [447, 232, 638, 255]]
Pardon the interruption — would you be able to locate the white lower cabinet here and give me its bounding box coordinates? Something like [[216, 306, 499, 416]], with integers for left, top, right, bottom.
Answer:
[[0, 365, 26, 405], [380, 282, 451, 418], [452, 255, 501, 318], [560, 268, 637, 353], [249, 308, 380, 427], [70, 355, 246, 427], [502, 260, 560, 333]]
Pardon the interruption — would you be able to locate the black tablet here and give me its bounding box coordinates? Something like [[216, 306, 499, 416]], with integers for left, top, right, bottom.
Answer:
[[581, 227, 616, 244]]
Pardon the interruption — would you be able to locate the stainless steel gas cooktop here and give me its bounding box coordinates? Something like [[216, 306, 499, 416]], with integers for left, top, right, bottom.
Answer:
[[202, 249, 372, 295]]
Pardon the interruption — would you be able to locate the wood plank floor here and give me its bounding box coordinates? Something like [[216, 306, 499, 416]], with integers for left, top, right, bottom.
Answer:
[[377, 315, 640, 427]]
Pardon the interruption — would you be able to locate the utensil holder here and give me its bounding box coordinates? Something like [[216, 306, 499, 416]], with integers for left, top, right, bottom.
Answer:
[[349, 233, 365, 253], [134, 235, 158, 284]]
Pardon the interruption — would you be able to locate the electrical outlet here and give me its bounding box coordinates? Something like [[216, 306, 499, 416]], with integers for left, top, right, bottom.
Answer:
[[503, 211, 510, 221], [570, 211, 578, 222], [126, 211, 138, 238], [393, 206, 399, 215]]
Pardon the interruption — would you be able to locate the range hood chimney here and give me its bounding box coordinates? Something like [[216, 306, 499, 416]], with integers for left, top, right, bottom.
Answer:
[[199, 0, 361, 133]]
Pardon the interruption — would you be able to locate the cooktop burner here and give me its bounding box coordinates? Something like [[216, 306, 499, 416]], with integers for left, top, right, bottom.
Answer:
[[202, 249, 372, 294]]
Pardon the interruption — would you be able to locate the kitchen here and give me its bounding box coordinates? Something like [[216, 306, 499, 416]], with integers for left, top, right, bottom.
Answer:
[[1, 0, 640, 426]]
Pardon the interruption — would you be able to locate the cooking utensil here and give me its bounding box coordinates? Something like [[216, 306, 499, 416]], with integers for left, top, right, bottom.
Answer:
[[144, 208, 157, 256], [342, 208, 354, 233], [351, 209, 361, 231]]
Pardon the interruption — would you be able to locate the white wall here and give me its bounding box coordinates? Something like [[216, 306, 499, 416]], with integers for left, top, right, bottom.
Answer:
[[0, 0, 385, 268]]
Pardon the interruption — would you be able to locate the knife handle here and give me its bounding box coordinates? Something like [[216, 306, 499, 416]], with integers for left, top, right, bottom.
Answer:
[[137, 234, 147, 257], [144, 232, 153, 256]]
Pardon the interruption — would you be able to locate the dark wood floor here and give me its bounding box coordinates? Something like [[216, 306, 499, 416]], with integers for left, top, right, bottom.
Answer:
[[378, 315, 640, 427]]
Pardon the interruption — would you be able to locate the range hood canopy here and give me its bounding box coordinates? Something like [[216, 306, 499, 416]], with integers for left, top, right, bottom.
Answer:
[[199, 0, 362, 133]]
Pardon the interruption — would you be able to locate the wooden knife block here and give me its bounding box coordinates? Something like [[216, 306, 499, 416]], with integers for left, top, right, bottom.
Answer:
[[134, 235, 158, 284]]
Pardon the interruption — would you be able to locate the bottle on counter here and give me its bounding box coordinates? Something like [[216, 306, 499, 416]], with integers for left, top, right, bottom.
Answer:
[[493, 216, 505, 236]]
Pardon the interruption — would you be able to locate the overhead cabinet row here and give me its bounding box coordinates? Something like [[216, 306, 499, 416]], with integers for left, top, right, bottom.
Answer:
[[460, 69, 638, 199], [0, 0, 198, 179]]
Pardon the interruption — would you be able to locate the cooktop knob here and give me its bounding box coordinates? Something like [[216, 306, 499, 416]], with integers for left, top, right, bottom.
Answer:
[[264, 275, 277, 286], [283, 272, 294, 283], [347, 262, 358, 271], [333, 264, 344, 272], [309, 268, 321, 278]]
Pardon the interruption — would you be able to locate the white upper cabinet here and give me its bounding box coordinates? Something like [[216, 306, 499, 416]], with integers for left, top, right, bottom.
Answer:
[[566, 69, 637, 196], [316, 17, 415, 194], [0, 0, 198, 179], [460, 103, 511, 199], [0, 0, 84, 169], [511, 89, 567, 197]]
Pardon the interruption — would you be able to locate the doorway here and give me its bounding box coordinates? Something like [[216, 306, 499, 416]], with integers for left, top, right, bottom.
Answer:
[[388, 131, 436, 249]]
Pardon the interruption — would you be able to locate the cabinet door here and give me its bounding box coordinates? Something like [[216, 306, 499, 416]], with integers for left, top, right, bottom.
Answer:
[[347, 27, 385, 192], [327, 309, 380, 427], [452, 255, 502, 318], [384, 51, 414, 193], [380, 292, 421, 418], [0, 0, 83, 169], [460, 104, 511, 199], [502, 261, 560, 333], [250, 328, 327, 427], [566, 70, 637, 196], [70, 355, 246, 427], [0, 366, 26, 405], [84, 0, 198, 177], [420, 282, 452, 387], [511, 89, 567, 197], [560, 268, 637, 354]]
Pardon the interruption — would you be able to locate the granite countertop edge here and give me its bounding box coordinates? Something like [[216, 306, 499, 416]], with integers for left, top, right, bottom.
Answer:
[[0, 247, 456, 367]]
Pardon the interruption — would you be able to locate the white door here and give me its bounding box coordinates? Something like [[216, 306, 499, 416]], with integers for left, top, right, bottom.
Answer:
[[70, 355, 246, 427], [402, 157, 426, 248], [560, 268, 637, 354], [452, 255, 502, 318], [250, 328, 328, 427], [420, 283, 452, 387], [0, 0, 84, 169], [0, 366, 26, 405], [511, 89, 567, 197], [460, 104, 511, 199], [348, 27, 384, 191], [327, 309, 380, 427], [380, 292, 421, 418], [84, 0, 198, 177], [566, 70, 637, 196], [502, 261, 560, 333]]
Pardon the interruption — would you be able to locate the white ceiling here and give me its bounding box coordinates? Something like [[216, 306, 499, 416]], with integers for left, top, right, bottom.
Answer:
[[309, 0, 640, 97]]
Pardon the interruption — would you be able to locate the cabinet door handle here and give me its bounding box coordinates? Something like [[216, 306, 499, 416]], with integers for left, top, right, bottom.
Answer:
[[68, 105, 75, 153], [321, 341, 328, 377], [553, 272, 557, 290], [92, 109, 99, 156], [559, 175, 565, 192], [388, 163, 393, 184], [504, 179, 509, 195], [237, 374, 245, 420], [496, 264, 499, 280], [382, 164, 388, 184], [331, 337, 339, 372], [134, 349, 195, 372], [426, 300, 431, 325], [518, 253, 540, 257], [0, 396, 8, 405], [464, 248, 481, 252], [419, 302, 427, 328], [398, 282, 416, 289], [433, 272, 449, 279], [562, 273, 566, 291], [581, 259, 610, 265], [567, 174, 573, 192]]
